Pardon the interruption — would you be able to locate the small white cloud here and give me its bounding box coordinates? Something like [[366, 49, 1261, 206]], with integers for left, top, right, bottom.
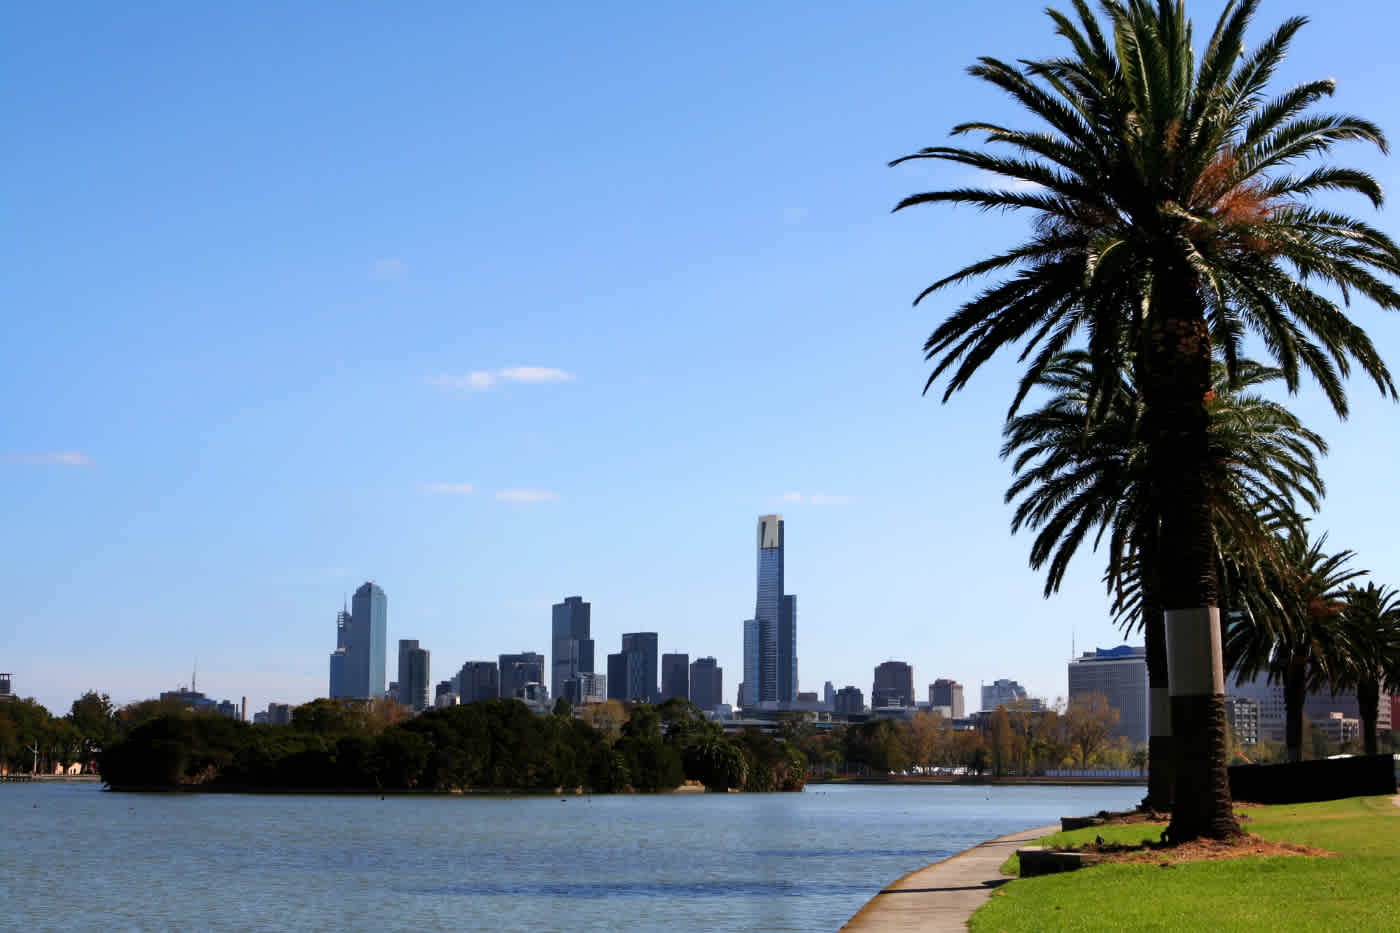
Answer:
[[778, 492, 854, 506], [421, 483, 475, 495], [3, 451, 94, 466], [372, 258, 405, 280], [428, 371, 496, 391], [495, 488, 559, 504], [970, 170, 1045, 194], [500, 366, 574, 384], [429, 367, 573, 391]]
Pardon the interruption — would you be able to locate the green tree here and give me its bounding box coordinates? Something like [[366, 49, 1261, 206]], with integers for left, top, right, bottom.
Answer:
[[1005, 353, 1324, 805], [68, 691, 117, 763], [1334, 582, 1400, 755], [1225, 529, 1364, 761], [893, 0, 1400, 839]]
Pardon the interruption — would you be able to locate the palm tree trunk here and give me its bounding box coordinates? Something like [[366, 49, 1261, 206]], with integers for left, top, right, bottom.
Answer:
[[1145, 287, 1241, 843], [1139, 527, 1173, 812], [1283, 659, 1306, 762], [1357, 678, 1380, 757]]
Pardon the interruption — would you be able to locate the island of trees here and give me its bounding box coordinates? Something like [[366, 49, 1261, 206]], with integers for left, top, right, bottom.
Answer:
[[93, 696, 806, 794]]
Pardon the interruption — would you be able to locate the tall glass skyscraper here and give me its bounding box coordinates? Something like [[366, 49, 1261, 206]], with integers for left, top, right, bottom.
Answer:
[[551, 596, 595, 700], [347, 581, 388, 699], [397, 639, 430, 711], [746, 515, 797, 706]]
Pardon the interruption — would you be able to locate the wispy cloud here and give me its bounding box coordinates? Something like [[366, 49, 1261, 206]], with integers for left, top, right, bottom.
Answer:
[[371, 257, 405, 280], [495, 488, 559, 504], [420, 482, 475, 495], [428, 367, 574, 391], [780, 491, 854, 506], [3, 451, 94, 466], [969, 170, 1045, 194]]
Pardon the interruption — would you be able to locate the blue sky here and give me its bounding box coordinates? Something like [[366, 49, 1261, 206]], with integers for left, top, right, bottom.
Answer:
[[6, 0, 1400, 716]]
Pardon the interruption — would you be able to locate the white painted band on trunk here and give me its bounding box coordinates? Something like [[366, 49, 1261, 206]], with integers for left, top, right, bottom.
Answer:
[[1165, 606, 1225, 696], [1150, 687, 1172, 737]]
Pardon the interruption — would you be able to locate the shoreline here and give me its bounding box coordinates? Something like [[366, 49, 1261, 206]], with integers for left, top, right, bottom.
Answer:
[[808, 776, 1146, 788], [839, 822, 1056, 932]]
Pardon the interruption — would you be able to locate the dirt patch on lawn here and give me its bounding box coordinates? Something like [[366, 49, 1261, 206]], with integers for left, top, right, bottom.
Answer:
[[1076, 834, 1332, 865]]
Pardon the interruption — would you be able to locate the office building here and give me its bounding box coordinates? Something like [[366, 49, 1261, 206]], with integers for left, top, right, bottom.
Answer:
[[1224, 696, 1260, 746], [690, 657, 723, 712], [740, 618, 759, 709], [396, 640, 430, 712], [1068, 645, 1149, 745], [834, 686, 865, 717], [564, 671, 607, 704], [661, 653, 689, 702], [930, 679, 965, 718], [458, 661, 500, 704], [500, 652, 545, 699], [744, 515, 798, 706], [823, 681, 835, 708], [265, 703, 294, 726], [612, 632, 658, 703], [335, 582, 387, 700], [1228, 674, 1392, 743], [434, 680, 455, 704], [551, 596, 595, 701], [981, 679, 1029, 711], [872, 661, 915, 709], [0, 673, 11, 701]]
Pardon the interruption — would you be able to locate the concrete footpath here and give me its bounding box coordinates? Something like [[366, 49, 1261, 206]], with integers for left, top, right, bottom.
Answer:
[[839, 823, 1056, 932]]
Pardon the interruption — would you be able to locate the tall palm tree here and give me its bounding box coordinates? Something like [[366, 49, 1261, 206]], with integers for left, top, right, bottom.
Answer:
[[894, 0, 1400, 840], [1004, 352, 1325, 809], [1334, 582, 1400, 755], [1224, 529, 1365, 761]]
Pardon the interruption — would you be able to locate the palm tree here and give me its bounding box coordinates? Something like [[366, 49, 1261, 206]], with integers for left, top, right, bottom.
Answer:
[[894, 0, 1400, 840], [1334, 582, 1400, 755], [1004, 352, 1325, 809], [1224, 529, 1365, 761]]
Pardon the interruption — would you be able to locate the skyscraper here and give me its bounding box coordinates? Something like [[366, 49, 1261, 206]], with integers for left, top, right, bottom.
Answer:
[[981, 679, 1029, 711], [335, 582, 387, 700], [397, 641, 430, 712], [872, 661, 915, 709], [689, 657, 723, 712], [740, 618, 758, 709], [500, 652, 545, 698], [328, 603, 351, 699], [551, 596, 595, 700], [744, 515, 797, 707], [661, 653, 690, 702], [606, 652, 629, 702], [621, 632, 659, 703]]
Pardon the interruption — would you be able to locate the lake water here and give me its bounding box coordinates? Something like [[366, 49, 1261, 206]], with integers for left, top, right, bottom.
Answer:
[[2, 781, 1142, 932]]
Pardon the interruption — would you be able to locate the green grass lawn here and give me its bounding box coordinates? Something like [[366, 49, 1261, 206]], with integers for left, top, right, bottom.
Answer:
[[974, 796, 1399, 932]]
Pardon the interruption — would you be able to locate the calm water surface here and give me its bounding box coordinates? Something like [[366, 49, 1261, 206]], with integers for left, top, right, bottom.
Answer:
[[2, 781, 1142, 932]]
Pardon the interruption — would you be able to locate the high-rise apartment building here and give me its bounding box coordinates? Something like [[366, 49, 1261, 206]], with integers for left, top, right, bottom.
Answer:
[[458, 661, 500, 704], [330, 583, 387, 700], [744, 515, 797, 707], [981, 679, 1029, 711], [500, 652, 545, 698], [872, 661, 915, 709], [930, 679, 965, 718], [1068, 645, 1149, 745], [690, 657, 723, 712], [661, 653, 690, 702], [551, 596, 595, 701]]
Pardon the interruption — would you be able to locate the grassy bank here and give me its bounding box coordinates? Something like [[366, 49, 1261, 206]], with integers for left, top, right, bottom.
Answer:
[[973, 796, 1399, 932]]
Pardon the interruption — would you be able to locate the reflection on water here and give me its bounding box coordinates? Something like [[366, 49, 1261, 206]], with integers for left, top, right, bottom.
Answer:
[[1, 781, 1141, 932]]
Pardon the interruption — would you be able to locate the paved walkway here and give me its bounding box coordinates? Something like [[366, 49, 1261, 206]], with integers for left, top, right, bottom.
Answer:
[[839, 823, 1056, 933]]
